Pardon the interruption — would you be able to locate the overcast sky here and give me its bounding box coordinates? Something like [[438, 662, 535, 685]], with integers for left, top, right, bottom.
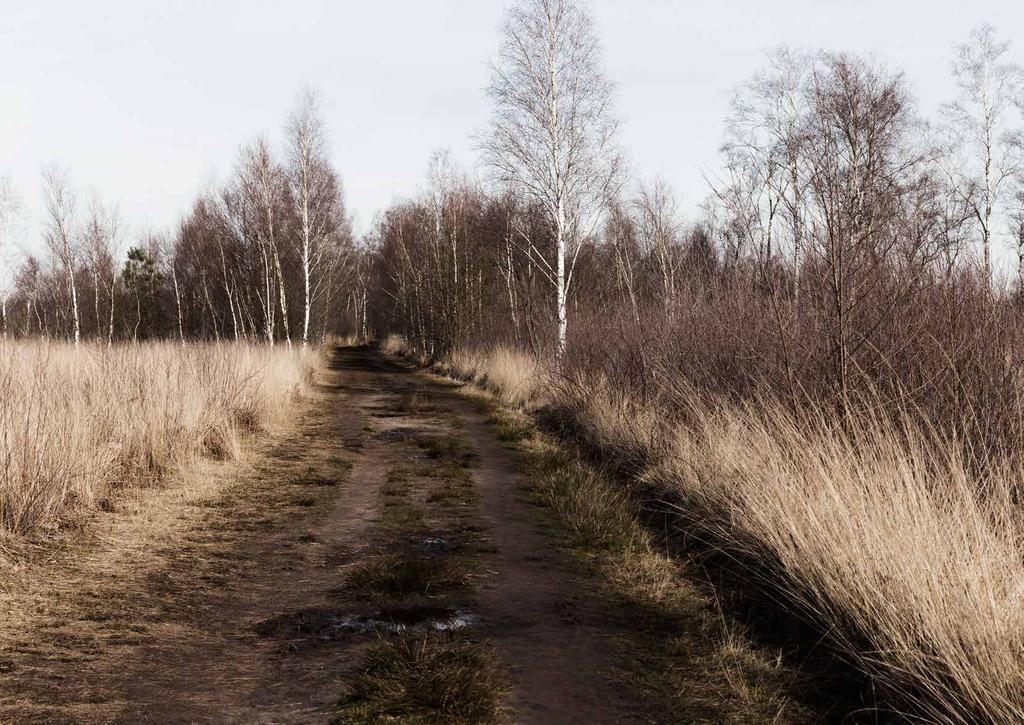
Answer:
[[2, 0, 1023, 259]]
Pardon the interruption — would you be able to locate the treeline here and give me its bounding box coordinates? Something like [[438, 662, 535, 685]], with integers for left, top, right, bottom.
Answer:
[[0, 90, 364, 346], [369, 8, 1024, 457]]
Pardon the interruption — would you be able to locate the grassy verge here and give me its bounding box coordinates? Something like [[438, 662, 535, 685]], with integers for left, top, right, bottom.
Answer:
[[384, 336, 1024, 722], [479, 401, 816, 723]]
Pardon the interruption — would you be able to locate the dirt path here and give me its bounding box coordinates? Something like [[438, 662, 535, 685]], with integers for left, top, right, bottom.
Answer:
[[442, 392, 636, 723], [0, 346, 643, 723]]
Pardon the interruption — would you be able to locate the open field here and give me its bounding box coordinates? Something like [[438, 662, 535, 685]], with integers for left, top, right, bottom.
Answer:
[[0, 345, 832, 723], [2, 336, 1019, 722]]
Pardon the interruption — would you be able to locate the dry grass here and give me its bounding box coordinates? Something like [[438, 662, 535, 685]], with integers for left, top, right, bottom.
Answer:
[[533, 459, 637, 552], [563, 377, 1024, 723], [485, 402, 811, 721], [345, 553, 468, 599], [380, 333, 416, 359], [0, 339, 319, 539], [338, 633, 502, 724], [415, 339, 1024, 721], [378, 335, 543, 408]]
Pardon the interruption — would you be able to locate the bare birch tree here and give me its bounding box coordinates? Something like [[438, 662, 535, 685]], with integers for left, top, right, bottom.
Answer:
[[286, 88, 338, 347], [1010, 188, 1024, 288], [635, 178, 682, 318], [0, 176, 19, 338], [42, 167, 81, 346], [941, 24, 1024, 281], [481, 0, 622, 356], [84, 196, 122, 344], [722, 48, 812, 288], [238, 140, 289, 347], [604, 198, 640, 325]]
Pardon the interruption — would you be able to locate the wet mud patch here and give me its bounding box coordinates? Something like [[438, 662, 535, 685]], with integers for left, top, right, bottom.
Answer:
[[375, 427, 426, 443], [255, 604, 479, 646], [411, 532, 459, 557]]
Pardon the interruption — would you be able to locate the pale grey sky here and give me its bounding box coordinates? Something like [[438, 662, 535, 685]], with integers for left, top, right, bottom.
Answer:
[[2, 0, 1023, 258]]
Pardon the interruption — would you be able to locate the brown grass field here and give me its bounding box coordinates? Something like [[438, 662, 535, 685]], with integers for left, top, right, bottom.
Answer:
[[2, 334, 1019, 722], [0, 340, 319, 540], [406, 336, 1024, 723]]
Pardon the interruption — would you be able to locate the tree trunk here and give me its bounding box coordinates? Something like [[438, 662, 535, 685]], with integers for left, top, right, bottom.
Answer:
[[93, 270, 101, 341], [172, 263, 185, 344], [274, 248, 291, 349], [302, 202, 312, 348], [555, 198, 567, 358], [68, 264, 80, 346], [107, 278, 116, 346]]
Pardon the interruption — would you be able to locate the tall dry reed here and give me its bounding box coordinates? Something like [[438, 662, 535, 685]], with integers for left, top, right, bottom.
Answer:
[[562, 376, 1024, 723], [408, 338, 1024, 722], [0, 340, 318, 537]]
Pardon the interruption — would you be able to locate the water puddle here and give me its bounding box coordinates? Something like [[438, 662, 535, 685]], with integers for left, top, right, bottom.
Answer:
[[256, 604, 478, 643], [411, 533, 454, 557], [375, 427, 424, 443]]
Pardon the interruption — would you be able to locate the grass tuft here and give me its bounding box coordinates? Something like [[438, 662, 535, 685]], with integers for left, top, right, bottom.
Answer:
[[337, 634, 501, 724], [345, 552, 467, 598]]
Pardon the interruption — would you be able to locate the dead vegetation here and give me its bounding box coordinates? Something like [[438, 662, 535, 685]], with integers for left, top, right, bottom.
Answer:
[[390, 338, 1024, 723], [0, 339, 319, 540], [345, 552, 469, 599], [319, 374, 501, 722], [336, 633, 502, 724], [366, 16, 1024, 720], [565, 377, 1024, 723], [480, 401, 816, 722]]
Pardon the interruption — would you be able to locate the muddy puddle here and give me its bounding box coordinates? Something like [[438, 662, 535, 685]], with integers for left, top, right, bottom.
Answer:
[[411, 533, 456, 556], [374, 427, 425, 443], [256, 604, 478, 643]]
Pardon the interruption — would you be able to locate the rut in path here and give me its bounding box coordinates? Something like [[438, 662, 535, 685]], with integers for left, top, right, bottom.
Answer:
[[0, 346, 644, 723]]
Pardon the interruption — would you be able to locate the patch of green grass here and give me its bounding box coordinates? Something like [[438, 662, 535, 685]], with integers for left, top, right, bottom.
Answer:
[[329, 456, 354, 475], [426, 475, 476, 506], [528, 453, 637, 553], [379, 498, 425, 531], [336, 634, 501, 724]]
